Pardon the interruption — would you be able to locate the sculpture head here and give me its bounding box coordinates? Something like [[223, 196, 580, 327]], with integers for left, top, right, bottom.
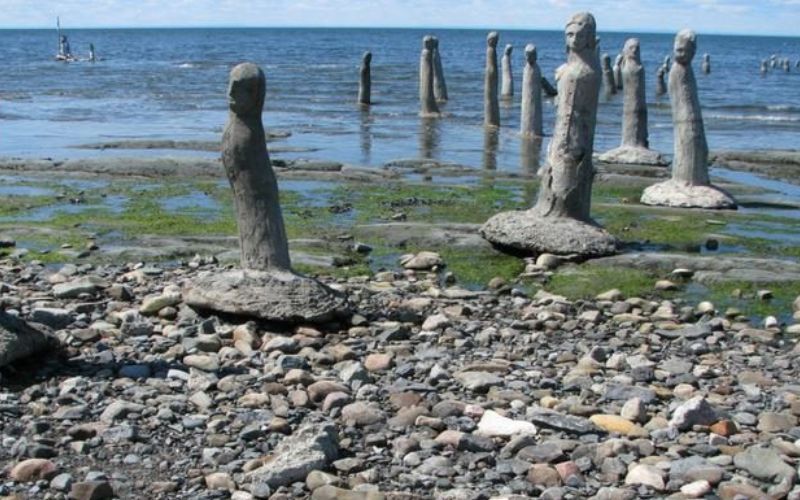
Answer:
[[362, 51, 372, 65], [601, 53, 611, 69], [487, 31, 499, 48], [227, 62, 265, 117], [703, 53, 710, 62], [525, 44, 537, 65], [423, 35, 435, 51], [673, 29, 697, 65], [623, 38, 641, 63], [615, 53, 623, 65], [504, 44, 513, 56], [431, 36, 439, 48], [565, 12, 596, 55]]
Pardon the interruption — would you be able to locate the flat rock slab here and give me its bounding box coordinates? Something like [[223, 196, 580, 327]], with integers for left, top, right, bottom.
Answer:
[[0, 311, 57, 368], [599, 146, 669, 167], [526, 407, 598, 435], [641, 180, 737, 209], [480, 211, 618, 258], [184, 270, 349, 324]]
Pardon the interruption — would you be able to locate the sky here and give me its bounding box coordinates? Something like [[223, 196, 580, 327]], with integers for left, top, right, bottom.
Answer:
[[0, 0, 799, 36]]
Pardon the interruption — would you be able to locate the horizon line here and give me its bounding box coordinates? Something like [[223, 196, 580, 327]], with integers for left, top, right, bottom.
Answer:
[[0, 24, 798, 38]]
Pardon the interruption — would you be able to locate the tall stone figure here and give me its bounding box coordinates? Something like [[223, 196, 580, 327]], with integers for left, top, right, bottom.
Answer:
[[599, 38, 667, 166], [701, 53, 711, 74], [601, 53, 616, 95], [520, 44, 543, 137], [419, 36, 440, 117], [501, 44, 514, 99], [655, 65, 667, 96], [484, 31, 500, 128], [358, 51, 371, 106], [432, 36, 448, 102], [185, 63, 349, 323], [613, 53, 623, 90], [641, 31, 736, 209], [481, 13, 617, 258]]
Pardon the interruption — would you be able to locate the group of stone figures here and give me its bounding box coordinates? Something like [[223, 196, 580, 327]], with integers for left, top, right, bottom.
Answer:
[[184, 12, 736, 325], [761, 54, 799, 75]]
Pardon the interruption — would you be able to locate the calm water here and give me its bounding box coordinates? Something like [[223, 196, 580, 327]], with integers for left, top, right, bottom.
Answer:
[[1, 28, 799, 172]]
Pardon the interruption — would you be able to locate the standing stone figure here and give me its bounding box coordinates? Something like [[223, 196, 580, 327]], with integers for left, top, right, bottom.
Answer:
[[88, 43, 96, 62], [641, 31, 736, 209], [484, 31, 500, 128], [770, 55, 777, 68], [520, 44, 543, 137], [185, 63, 348, 323], [601, 54, 617, 95], [613, 53, 623, 90], [358, 51, 371, 106], [419, 36, 440, 117], [663, 55, 671, 72], [432, 37, 448, 102], [501, 44, 514, 99], [481, 12, 617, 258], [761, 59, 769, 75], [701, 53, 711, 74], [656, 65, 667, 95], [600, 38, 667, 166]]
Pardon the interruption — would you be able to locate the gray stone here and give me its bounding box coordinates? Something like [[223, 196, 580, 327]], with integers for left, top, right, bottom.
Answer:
[[30, 308, 73, 329], [0, 311, 56, 368], [419, 36, 440, 117], [454, 371, 503, 393], [521, 44, 543, 137], [669, 396, 718, 430], [484, 31, 500, 128], [53, 278, 97, 299], [601, 53, 616, 95], [358, 51, 371, 106], [733, 445, 796, 482], [432, 36, 448, 102], [526, 407, 598, 434], [501, 44, 514, 99]]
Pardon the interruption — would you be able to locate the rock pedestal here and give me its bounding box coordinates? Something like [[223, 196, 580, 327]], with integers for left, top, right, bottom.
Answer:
[[358, 51, 371, 106], [419, 36, 440, 117], [641, 31, 736, 210], [599, 38, 667, 166], [484, 32, 500, 128], [501, 44, 514, 99], [185, 63, 349, 323], [432, 37, 448, 102], [482, 13, 617, 258], [520, 44, 543, 137]]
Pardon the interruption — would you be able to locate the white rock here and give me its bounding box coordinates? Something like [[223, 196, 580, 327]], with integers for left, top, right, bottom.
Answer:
[[476, 410, 536, 437], [624, 464, 665, 491], [421, 313, 450, 331], [680, 480, 711, 498]]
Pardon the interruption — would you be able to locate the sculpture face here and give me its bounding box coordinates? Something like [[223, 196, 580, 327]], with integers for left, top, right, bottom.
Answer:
[[363, 51, 372, 65], [504, 44, 513, 56], [565, 12, 596, 54], [525, 44, 537, 64], [673, 29, 697, 65], [487, 32, 499, 48], [228, 63, 265, 116], [423, 35, 435, 50], [623, 38, 641, 62]]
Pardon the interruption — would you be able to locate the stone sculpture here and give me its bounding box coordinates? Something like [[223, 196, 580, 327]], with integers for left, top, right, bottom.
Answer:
[[481, 12, 617, 258], [601, 53, 616, 95], [358, 51, 371, 106], [185, 63, 349, 323], [613, 53, 623, 90], [641, 30, 736, 209], [501, 44, 514, 99], [761, 59, 769, 75], [419, 36, 440, 117], [599, 38, 667, 166], [656, 65, 667, 95], [520, 44, 543, 137], [663, 55, 671, 72], [702, 53, 711, 74], [484, 31, 500, 128], [432, 37, 448, 102], [541, 76, 558, 97]]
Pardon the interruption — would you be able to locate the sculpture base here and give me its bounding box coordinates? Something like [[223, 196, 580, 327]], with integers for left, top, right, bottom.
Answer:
[[640, 180, 737, 209], [598, 145, 669, 166], [184, 269, 350, 324], [480, 211, 618, 258]]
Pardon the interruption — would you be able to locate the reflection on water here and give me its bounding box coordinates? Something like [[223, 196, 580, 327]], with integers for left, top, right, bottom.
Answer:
[[359, 109, 372, 164], [482, 127, 499, 171], [419, 116, 441, 159]]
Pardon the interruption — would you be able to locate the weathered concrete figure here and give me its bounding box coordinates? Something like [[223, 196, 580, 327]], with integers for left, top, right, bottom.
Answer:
[[613, 53, 623, 90], [481, 12, 617, 258], [541, 76, 558, 97], [432, 36, 448, 102], [701, 53, 711, 74], [419, 36, 440, 117], [520, 44, 543, 137], [761, 59, 769, 76], [599, 38, 667, 166], [641, 31, 736, 210], [484, 31, 500, 127], [601, 53, 617, 95], [663, 55, 671, 72], [501, 44, 514, 99], [185, 63, 349, 323], [88, 43, 96, 63], [656, 65, 667, 95], [358, 51, 371, 106]]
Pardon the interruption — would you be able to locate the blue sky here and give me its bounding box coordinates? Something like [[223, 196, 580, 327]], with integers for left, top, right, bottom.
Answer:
[[1, 0, 799, 36]]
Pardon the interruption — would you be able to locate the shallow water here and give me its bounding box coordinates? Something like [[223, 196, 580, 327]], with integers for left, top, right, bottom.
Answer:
[[1, 28, 799, 172]]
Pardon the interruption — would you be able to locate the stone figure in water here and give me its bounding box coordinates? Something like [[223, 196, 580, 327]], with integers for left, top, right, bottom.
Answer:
[[601, 53, 617, 95], [641, 30, 736, 209], [432, 37, 448, 101], [484, 31, 500, 127], [358, 51, 371, 106], [663, 55, 671, 72], [701, 53, 711, 74], [761, 59, 769, 76], [656, 65, 667, 95], [501, 44, 514, 99], [419, 36, 440, 116], [481, 12, 617, 258], [88, 43, 96, 62], [185, 63, 349, 323], [541, 76, 558, 97], [58, 35, 72, 59], [600, 38, 667, 166], [613, 53, 623, 90], [520, 44, 543, 137]]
